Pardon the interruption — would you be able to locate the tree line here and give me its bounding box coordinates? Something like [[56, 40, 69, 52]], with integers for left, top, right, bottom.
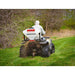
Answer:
[[0, 9, 75, 48]]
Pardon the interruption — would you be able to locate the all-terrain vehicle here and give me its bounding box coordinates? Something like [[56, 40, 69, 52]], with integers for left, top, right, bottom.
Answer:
[[20, 27, 55, 57]]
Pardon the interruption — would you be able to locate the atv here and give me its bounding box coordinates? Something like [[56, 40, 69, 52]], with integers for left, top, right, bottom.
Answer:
[[20, 27, 55, 57]]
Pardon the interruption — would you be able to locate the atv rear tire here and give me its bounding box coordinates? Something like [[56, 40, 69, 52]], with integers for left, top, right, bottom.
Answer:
[[42, 45, 50, 57], [20, 41, 38, 57]]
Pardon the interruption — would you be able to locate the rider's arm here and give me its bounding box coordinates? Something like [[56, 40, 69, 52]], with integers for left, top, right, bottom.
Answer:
[[40, 26, 45, 35]]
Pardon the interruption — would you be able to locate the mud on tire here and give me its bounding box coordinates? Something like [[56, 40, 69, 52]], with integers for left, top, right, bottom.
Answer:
[[20, 45, 26, 57], [20, 41, 39, 57]]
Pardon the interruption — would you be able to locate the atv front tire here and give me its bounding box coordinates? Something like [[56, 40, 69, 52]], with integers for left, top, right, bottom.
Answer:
[[50, 43, 55, 54], [42, 45, 51, 57]]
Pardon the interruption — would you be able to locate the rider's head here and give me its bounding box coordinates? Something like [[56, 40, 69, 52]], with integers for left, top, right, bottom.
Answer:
[[35, 20, 40, 25]]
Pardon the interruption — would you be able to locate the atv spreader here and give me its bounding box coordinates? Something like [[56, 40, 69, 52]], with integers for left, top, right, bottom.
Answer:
[[20, 27, 55, 57]]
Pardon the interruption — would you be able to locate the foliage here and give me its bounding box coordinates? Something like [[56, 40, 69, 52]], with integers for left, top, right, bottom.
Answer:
[[61, 9, 75, 29], [0, 9, 75, 48], [38, 9, 64, 31]]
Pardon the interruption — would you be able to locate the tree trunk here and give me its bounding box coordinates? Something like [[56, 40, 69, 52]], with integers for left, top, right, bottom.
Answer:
[[46, 22, 48, 32]]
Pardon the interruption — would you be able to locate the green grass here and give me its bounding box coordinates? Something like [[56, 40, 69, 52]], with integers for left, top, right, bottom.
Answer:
[[0, 37, 75, 66]]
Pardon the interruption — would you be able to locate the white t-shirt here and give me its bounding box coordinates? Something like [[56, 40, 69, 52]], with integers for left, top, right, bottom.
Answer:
[[32, 25, 45, 35]]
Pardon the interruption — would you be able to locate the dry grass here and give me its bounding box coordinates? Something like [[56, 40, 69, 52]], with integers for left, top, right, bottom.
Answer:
[[45, 29, 75, 39]]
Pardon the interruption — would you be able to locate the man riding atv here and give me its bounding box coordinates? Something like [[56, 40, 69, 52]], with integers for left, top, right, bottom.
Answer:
[[20, 20, 55, 57], [32, 20, 45, 36], [23, 20, 45, 40]]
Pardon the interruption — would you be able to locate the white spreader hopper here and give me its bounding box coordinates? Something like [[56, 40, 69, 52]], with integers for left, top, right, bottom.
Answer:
[[23, 28, 41, 40]]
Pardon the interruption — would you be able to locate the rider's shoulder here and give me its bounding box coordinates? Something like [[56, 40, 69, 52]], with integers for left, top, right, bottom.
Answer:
[[38, 25, 43, 28]]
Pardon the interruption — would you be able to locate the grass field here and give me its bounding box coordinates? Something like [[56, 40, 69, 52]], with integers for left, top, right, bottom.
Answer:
[[0, 36, 75, 66]]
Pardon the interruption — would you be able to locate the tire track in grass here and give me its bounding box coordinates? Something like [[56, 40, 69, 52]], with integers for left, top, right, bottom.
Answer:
[[55, 41, 67, 54], [49, 40, 68, 65]]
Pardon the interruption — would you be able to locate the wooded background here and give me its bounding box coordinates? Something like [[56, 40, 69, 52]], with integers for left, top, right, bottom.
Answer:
[[0, 9, 75, 48]]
